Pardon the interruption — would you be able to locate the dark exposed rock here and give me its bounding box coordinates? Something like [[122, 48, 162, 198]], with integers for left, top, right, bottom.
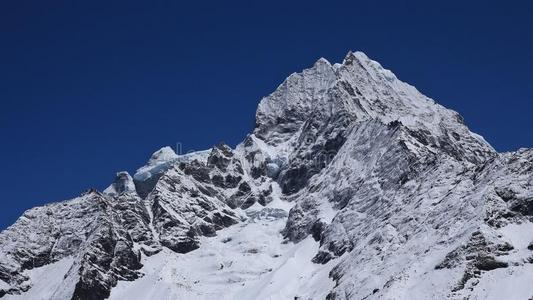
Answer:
[[71, 214, 143, 300], [238, 182, 252, 193], [161, 238, 199, 254], [475, 256, 508, 271], [183, 161, 211, 183], [495, 187, 517, 202], [212, 174, 224, 187], [207, 143, 234, 171], [312, 250, 334, 264], [326, 291, 337, 300], [212, 211, 239, 228], [509, 197, 533, 216], [310, 220, 326, 242], [224, 174, 242, 188], [279, 166, 310, 194], [134, 172, 163, 199], [277, 111, 351, 195], [406, 127, 433, 146], [241, 196, 257, 209], [197, 184, 216, 197], [495, 242, 514, 253], [387, 120, 402, 129]]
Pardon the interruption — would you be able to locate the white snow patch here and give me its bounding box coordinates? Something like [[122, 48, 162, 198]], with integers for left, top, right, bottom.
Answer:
[[498, 221, 533, 250], [469, 264, 533, 300], [103, 171, 136, 195], [0, 279, 9, 290], [134, 148, 210, 181], [109, 201, 334, 300], [235, 237, 335, 300], [4, 258, 74, 300]]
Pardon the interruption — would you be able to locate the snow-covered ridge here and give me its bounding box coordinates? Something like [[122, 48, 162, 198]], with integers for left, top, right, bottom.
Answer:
[[133, 147, 210, 182], [254, 51, 494, 168], [1, 51, 532, 300], [104, 171, 136, 196]]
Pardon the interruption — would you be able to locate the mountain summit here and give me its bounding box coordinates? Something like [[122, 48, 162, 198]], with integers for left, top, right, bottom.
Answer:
[[1, 52, 532, 300]]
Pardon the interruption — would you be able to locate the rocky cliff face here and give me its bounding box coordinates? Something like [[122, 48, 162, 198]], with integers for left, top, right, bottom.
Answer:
[[1, 51, 532, 300]]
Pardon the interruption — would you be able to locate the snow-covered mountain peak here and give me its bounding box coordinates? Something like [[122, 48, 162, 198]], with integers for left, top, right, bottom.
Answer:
[[134, 147, 210, 180], [147, 146, 178, 165], [2, 52, 532, 300], [253, 51, 494, 168], [314, 57, 332, 67], [341, 50, 369, 65], [104, 171, 137, 196], [133, 146, 178, 181]]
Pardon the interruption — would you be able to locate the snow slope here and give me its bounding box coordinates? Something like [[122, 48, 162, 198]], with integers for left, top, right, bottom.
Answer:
[[109, 198, 336, 300], [4, 258, 75, 300]]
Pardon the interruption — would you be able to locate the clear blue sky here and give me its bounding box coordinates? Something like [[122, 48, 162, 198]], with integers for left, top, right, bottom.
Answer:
[[1, 0, 532, 229]]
